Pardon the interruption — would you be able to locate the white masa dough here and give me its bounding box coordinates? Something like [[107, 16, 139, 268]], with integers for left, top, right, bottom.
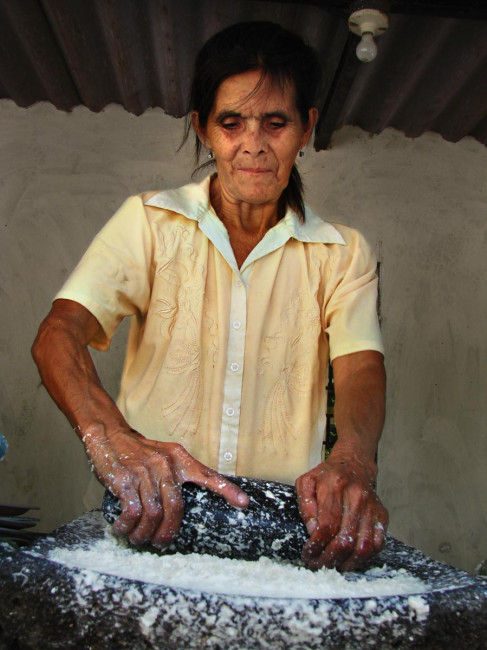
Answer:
[[48, 524, 429, 600]]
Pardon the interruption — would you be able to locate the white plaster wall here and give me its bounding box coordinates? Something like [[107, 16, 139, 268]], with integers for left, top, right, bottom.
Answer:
[[1, 100, 485, 572]]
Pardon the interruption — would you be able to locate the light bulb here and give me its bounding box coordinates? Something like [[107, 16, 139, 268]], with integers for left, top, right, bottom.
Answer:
[[356, 32, 377, 63]]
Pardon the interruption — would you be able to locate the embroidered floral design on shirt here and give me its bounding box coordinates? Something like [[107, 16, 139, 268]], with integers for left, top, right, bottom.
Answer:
[[203, 294, 220, 365], [161, 310, 203, 438], [258, 290, 320, 454], [153, 222, 207, 438], [154, 226, 190, 337], [258, 357, 310, 454]]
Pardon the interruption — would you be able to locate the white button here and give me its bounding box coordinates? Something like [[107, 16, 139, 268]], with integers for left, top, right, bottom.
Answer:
[[234, 280, 243, 288], [226, 407, 235, 416], [230, 362, 240, 372], [223, 451, 233, 462], [232, 320, 241, 330]]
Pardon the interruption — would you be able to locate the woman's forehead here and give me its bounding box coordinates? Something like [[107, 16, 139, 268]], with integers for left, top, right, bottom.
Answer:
[[212, 70, 296, 115]]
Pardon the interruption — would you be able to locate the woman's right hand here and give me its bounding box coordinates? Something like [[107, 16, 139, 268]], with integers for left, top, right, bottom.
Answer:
[[82, 425, 249, 548], [32, 299, 249, 549]]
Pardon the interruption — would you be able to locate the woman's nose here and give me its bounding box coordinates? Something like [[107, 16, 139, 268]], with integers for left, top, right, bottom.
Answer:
[[242, 122, 267, 156]]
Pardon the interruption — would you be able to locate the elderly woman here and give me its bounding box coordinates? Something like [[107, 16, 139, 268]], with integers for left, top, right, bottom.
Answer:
[[32, 22, 387, 571]]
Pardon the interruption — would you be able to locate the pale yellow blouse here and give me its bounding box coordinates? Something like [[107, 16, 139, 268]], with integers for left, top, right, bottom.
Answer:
[[56, 176, 383, 484]]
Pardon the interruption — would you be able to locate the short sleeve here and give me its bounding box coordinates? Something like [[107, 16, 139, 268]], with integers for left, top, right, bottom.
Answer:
[[323, 226, 384, 361], [54, 195, 153, 350]]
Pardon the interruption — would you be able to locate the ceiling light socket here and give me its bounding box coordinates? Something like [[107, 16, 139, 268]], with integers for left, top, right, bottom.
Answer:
[[348, 3, 390, 62], [348, 8, 389, 38]]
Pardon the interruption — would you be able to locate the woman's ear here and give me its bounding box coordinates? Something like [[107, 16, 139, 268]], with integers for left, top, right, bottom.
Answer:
[[301, 107, 319, 148], [191, 111, 210, 149]]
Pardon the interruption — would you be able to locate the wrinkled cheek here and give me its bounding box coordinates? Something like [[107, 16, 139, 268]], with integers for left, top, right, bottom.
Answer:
[[275, 169, 292, 188], [214, 161, 233, 181]]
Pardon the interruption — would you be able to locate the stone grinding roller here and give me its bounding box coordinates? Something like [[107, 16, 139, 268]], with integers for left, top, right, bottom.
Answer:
[[102, 474, 310, 563]]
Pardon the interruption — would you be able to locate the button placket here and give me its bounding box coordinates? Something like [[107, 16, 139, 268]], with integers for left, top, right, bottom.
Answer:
[[218, 273, 246, 474]]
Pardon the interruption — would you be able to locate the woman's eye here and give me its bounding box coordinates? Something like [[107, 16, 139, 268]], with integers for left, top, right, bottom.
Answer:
[[268, 120, 286, 130], [222, 121, 240, 130]]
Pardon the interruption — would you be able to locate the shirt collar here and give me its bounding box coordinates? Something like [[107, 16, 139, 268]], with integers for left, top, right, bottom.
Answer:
[[144, 175, 212, 223], [144, 174, 345, 246]]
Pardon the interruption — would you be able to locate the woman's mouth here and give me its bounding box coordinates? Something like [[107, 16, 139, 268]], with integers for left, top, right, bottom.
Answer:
[[237, 168, 272, 175]]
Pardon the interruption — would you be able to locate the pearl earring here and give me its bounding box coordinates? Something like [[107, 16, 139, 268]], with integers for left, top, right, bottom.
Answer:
[[207, 150, 214, 160]]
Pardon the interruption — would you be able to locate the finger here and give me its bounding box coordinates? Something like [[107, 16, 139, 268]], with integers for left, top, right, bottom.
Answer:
[[373, 518, 387, 552], [166, 444, 249, 508], [314, 493, 388, 572], [339, 505, 376, 572], [189, 464, 250, 508], [301, 484, 343, 567], [127, 470, 163, 545], [152, 477, 184, 548], [371, 503, 388, 554], [323, 479, 377, 569], [111, 480, 143, 538], [295, 474, 319, 535], [307, 505, 359, 569], [300, 460, 378, 570], [339, 500, 389, 572], [105, 465, 144, 537]]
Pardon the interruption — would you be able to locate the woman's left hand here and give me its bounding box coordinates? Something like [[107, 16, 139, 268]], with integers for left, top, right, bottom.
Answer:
[[295, 453, 388, 571]]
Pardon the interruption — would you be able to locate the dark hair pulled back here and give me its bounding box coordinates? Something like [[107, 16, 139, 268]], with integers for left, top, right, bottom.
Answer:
[[183, 21, 322, 221]]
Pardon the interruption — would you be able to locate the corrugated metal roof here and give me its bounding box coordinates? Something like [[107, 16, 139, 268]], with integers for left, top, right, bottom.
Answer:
[[335, 14, 487, 143], [1, 0, 486, 149]]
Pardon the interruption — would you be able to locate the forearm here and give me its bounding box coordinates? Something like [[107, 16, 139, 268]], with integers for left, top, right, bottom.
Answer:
[[296, 351, 387, 570], [31, 303, 129, 441], [330, 350, 386, 473]]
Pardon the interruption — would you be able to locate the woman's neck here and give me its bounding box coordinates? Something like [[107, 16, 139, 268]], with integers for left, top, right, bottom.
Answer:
[[210, 176, 279, 236], [209, 176, 280, 268]]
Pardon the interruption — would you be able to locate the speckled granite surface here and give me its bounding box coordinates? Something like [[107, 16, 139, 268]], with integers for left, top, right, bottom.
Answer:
[[102, 475, 310, 563], [1, 476, 486, 650]]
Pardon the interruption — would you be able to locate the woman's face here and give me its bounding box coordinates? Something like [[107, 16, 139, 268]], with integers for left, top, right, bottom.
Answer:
[[193, 70, 318, 208]]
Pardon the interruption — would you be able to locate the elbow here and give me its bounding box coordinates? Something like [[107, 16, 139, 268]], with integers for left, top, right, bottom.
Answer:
[[31, 318, 49, 369], [31, 335, 39, 365], [31, 311, 61, 370]]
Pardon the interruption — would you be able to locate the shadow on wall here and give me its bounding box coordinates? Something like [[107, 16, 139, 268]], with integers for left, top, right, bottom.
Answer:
[[407, 416, 482, 570]]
